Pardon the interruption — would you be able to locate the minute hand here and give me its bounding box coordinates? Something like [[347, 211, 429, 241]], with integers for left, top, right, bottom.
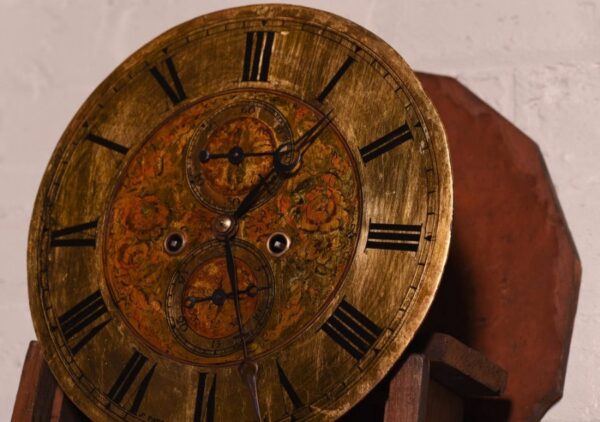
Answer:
[[274, 110, 333, 175], [233, 111, 334, 220]]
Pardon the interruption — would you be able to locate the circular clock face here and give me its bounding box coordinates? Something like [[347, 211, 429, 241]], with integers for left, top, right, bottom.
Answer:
[[28, 5, 452, 422]]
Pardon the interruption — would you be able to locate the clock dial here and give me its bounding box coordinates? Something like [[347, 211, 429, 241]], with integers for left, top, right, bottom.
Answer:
[[28, 5, 451, 422]]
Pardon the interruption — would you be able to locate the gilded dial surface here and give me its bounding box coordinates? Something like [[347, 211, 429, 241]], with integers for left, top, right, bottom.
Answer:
[[28, 5, 452, 422]]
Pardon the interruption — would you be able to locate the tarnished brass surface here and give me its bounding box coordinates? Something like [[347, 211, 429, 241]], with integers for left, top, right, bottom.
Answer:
[[104, 90, 361, 364], [28, 4, 452, 421]]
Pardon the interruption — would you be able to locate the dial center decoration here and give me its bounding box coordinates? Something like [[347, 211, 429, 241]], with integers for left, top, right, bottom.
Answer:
[[102, 90, 362, 364], [166, 240, 275, 356]]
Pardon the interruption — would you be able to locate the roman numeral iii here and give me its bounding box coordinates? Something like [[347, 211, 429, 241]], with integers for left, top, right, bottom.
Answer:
[[107, 350, 156, 415], [366, 222, 422, 252], [321, 299, 382, 360], [242, 31, 275, 82], [50, 220, 98, 247], [194, 372, 217, 422], [359, 122, 413, 164], [58, 290, 110, 355], [149, 57, 187, 105]]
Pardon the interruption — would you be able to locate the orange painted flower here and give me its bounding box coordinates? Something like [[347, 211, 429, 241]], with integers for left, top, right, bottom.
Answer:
[[296, 176, 346, 233], [117, 242, 150, 269], [123, 194, 170, 234], [244, 205, 281, 242]]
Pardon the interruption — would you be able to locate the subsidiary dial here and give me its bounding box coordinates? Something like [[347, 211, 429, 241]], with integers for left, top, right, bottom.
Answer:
[[166, 240, 275, 357], [186, 100, 293, 213]]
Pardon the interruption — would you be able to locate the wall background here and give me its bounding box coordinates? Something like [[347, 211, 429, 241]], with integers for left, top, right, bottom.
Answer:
[[0, 0, 598, 420]]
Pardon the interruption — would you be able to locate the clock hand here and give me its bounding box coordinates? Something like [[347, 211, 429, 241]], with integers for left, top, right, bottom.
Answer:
[[296, 109, 334, 154], [223, 237, 248, 357], [233, 170, 279, 219], [239, 359, 262, 422], [273, 110, 333, 175], [233, 111, 334, 219], [183, 284, 269, 308], [199, 146, 274, 165], [222, 237, 263, 422]]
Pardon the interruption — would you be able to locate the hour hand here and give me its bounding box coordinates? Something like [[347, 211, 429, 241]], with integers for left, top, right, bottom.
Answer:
[[233, 111, 334, 219], [233, 171, 278, 219]]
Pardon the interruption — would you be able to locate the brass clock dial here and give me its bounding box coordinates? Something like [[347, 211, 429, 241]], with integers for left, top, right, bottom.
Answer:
[[28, 5, 452, 422]]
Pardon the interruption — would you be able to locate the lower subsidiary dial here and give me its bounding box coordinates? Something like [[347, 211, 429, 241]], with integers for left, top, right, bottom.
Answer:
[[166, 240, 275, 356]]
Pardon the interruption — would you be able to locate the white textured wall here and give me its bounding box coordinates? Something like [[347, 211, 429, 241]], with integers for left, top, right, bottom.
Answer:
[[1, 1, 598, 420]]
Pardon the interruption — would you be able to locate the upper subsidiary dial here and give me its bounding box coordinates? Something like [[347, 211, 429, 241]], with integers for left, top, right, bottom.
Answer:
[[186, 100, 293, 213]]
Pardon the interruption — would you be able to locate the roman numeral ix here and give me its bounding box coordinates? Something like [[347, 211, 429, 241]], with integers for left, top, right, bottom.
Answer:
[[366, 221, 422, 252], [242, 31, 275, 82], [50, 220, 97, 248], [194, 372, 216, 422], [321, 299, 382, 360], [150, 57, 187, 105], [316, 56, 355, 102], [58, 290, 110, 355], [107, 350, 156, 415], [359, 122, 413, 164]]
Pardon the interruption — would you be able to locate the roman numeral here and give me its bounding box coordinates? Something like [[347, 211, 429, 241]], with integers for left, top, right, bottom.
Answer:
[[366, 222, 422, 252], [321, 299, 382, 360], [149, 57, 187, 105], [277, 361, 303, 412], [50, 220, 97, 247], [85, 133, 129, 155], [316, 56, 355, 102], [242, 31, 275, 82], [359, 122, 413, 164], [107, 350, 156, 414], [58, 290, 110, 355], [193, 372, 216, 422]]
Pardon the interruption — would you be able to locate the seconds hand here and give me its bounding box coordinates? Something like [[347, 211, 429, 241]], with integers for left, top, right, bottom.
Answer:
[[223, 237, 248, 358], [223, 236, 262, 422], [221, 110, 334, 421]]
